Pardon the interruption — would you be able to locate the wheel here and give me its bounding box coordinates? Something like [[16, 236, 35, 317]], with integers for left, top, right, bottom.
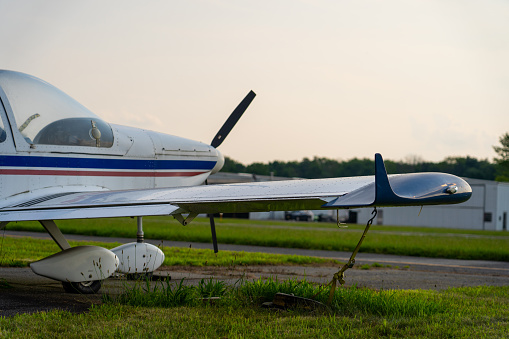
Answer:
[[62, 280, 102, 294]]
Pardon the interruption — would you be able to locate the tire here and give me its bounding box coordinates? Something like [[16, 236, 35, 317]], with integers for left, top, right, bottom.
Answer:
[[62, 280, 102, 294]]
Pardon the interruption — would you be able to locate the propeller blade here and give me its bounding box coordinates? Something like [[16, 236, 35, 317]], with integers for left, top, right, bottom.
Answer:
[[210, 90, 256, 148]]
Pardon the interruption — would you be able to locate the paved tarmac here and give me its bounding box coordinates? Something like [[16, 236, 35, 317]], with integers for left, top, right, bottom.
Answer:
[[1, 230, 508, 317]]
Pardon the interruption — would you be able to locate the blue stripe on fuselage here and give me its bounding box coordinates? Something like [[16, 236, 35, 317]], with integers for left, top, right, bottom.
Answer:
[[0, 155, 216, 170]]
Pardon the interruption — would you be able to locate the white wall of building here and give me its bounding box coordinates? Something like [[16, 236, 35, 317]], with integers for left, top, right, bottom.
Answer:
[[250, 211, 286, 220], [496, 183, 509, 231]]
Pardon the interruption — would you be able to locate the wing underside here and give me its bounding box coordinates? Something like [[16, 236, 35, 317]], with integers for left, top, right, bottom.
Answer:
[[0, 154, 472, 222]]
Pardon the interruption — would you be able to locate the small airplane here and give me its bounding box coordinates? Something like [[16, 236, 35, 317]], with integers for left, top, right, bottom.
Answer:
[[0, 70, 472, 293]]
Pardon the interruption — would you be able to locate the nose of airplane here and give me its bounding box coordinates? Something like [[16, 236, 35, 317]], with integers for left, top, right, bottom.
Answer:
[[211, 148, 225, 174]]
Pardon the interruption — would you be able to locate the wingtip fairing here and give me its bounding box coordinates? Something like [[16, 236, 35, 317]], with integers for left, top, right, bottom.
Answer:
[[324, 153, 472, 208]]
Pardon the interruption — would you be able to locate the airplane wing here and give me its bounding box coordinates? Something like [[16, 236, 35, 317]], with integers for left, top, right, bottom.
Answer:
[[0, 154, 472, 223]]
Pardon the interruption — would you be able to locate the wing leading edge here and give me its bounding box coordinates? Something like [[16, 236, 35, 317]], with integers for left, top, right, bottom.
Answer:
[[0, 154, 472, 222]]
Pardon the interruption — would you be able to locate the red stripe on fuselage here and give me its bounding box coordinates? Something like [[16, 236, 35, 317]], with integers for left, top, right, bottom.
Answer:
[[0, 169, 207, 177]]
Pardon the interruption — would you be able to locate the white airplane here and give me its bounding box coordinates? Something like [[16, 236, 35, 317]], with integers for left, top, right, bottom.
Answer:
[[0, 70, 472, 293]]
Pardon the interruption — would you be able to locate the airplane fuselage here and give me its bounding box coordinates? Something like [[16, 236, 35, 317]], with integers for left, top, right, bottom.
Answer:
[[0, 70, 473, 294], [0, 70, 223, 208]]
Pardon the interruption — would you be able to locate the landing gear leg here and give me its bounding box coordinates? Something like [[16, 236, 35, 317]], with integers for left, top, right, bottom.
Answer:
[[127, 216, 154, 280], [137, 216, 144, 243]]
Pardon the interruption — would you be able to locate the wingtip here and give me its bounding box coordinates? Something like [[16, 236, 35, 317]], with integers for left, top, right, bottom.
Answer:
[[374, 153, 397, 204]]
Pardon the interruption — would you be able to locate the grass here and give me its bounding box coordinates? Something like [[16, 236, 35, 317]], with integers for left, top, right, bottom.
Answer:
[[0, 236, 337, 268], [1, 280, 507, 338], [359, 262, 397, 270], [163, 246, 336, 267], [106, 276, 447, 318], [2, 218, 508, 337], [5, 216, 509, 261]]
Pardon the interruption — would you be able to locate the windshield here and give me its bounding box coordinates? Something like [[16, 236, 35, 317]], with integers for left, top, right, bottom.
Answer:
[[0, 70, 113, 147]]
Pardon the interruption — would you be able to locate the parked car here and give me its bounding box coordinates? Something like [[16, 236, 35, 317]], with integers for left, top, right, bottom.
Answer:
[[284, 210, 314, 222]]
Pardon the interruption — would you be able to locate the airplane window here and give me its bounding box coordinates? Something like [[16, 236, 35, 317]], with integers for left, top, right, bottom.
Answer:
[[0, 120, 6, 143], [0, 70, 114, 147], [0, 107, 6, 143]]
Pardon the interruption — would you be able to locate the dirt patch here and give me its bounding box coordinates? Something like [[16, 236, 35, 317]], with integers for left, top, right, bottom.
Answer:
[[158, 263, 509, 290]]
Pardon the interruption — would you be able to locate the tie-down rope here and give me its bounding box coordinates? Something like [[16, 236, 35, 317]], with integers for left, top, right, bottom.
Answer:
[[313, 207, 378, 304]]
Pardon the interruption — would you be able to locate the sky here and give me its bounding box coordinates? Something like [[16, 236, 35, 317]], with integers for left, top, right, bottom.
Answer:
[[0, 0, 508, 164]]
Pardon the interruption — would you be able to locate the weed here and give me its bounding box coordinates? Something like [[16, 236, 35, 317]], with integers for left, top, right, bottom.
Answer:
[[107, 276, 447, 319], [110, 277, 197, 307], [197, 278, 227, 298]]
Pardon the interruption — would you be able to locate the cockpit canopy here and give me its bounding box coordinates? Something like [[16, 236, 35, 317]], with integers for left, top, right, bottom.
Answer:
[[0, 70, 113, 147]]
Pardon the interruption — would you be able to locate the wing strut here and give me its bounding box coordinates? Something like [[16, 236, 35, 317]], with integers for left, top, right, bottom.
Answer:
[[39, 220, 71, 250], [209, 213, 218, 253]]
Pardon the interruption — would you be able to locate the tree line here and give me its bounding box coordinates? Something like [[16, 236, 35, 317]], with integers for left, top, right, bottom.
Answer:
[[222, 133, 509, 181], [222, 155, 498, 180]]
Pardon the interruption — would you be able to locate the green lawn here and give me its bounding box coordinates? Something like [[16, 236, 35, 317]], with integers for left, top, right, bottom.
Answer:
[[5, 216, 509, 261], [2, 219, 508, 337], [0, 236, 337, 268], [1, 282, 507, 338]]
